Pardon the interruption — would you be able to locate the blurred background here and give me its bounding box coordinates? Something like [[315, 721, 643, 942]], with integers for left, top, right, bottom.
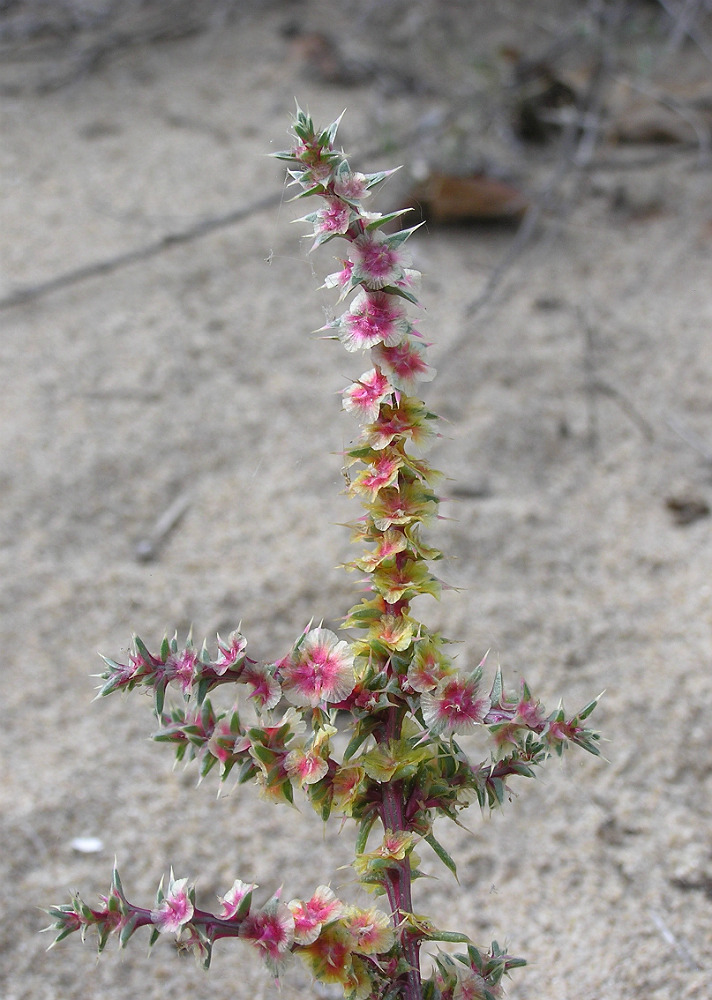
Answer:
[[2, 2, 712, 999]]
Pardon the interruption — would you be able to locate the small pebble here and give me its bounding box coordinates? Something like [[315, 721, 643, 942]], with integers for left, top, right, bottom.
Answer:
[[70, 836, 104, 854]]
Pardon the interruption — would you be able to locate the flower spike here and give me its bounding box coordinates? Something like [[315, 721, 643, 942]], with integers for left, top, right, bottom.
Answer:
[[45, 108, 599, 1000]]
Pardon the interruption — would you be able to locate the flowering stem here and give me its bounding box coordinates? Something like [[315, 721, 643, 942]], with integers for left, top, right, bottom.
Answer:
[[376, 706, 422, 1000], [382, 779, 423, 1000], [44, 108, 601, 1000]]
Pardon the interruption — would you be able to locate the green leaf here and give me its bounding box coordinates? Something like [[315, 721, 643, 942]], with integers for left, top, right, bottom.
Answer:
[[363, 167, 401, 191], [343, 726, 372, 762], [269, 150, 299, 163], [489, 667, 503, 705], [385, 222, 424, 248], [133, 635, 153, 663], [196, 678, 210, 706], [119, 912, 138, 948], [289, 183, 327, 201], [426, 928, 471, 943], [318, 111, 344, 147], [154, 682, 166, 717], [365, 208, 413, 231], [355, 814, 377, 855], [250, 743, 275, 766], [425, 832, 458, 881], [379, 283, 419, 304], [577, 692, 604, 721]]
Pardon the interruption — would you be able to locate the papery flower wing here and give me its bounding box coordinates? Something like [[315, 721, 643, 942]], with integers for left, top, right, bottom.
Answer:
[[331, 764, 365, 813], [306, 885, 345, 924], [280, 628, 355, 707], [288, 885, 345, 944], [288, 899, 323, 945], [242, 662, 282, 711], [337, 291, 407, 353], [333, 170, 370, 203], [373, 338, 436, 393], [240, 899, 295, 968], [165, 648, 198, 695], [349, 233, 406, 289], [309, 198, 353, 248], [219, 879, 257, 920], [343, 906, 395, 955], [285, 746, 329, 784], [351, 454, 402, 499], [150, 875, 194, 934], [407, 635, 454, 692], [369, 613, 414, 651], [215, 630, 247, 674], [453, 969, 488, 1000], [297, 923, 354, 986], [342, 368, 392, 422], [356, 527, 408, 571], [421, 674, 491, 737]]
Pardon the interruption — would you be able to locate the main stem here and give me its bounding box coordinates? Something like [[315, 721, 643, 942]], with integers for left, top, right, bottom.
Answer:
[[380, 707, 423, 1000]]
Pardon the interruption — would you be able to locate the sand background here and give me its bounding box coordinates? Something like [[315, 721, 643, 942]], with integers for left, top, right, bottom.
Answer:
[[2, 2, 712, 998]]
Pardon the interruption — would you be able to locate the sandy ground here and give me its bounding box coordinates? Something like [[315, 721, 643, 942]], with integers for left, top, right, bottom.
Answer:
[[2, 3, 712, 999]]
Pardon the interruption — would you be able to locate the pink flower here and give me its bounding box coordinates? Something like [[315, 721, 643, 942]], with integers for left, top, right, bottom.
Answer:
[[288, 885, 345, 944], [214, 630, 247, 674], [316, 198, 351, 236], [352, 453, 402, 499], [285, 745, 329, 785], [324, 259, 355, 299], [219, 879, 257, 920], [365, 398, 436, 451], [368, 613, 414, 651], [342, 905, 395, 955], [421, 673, 491, 737], [331, 764, 365, 813], [206, 714, 243, 766], [378, 829, 417, 860], [350, 234, 406, 289], [303, 885, 345, 924], [337, 291, 407, 353], [165, 648, 197, 695], [373, 338, 435, 392], [454, 970, 490, 1000], [406, 636, 453, 692], [241, 662, 282, 711], [280, 628, 355, 707], [240, 897, 295, 967], [342, 368, 393, 422], [356, 527, 408, 571], [333, 170, 369, 202], [516, 695, 544, 729], [285, 725, 336, 785], [151, 873, 194, 934], [297, 923, 354, 986]]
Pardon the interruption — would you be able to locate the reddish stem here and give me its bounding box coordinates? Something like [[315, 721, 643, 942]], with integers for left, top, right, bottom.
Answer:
[[378, 708, 423, 1000]]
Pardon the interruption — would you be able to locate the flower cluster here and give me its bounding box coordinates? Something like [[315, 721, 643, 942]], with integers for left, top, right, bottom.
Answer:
[[47, 865, 397, 993], [45, 109, 600, 1000]]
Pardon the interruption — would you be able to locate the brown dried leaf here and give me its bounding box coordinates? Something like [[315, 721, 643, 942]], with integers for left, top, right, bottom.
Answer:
[[665, 495, 710, 526], [407, 173, 529, 225]]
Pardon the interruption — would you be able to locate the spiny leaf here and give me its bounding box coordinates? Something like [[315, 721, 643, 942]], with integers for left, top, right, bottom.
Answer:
[[425, 832, 458, 881]]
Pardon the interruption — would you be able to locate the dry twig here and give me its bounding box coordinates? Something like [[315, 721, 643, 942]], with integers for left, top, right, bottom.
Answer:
[[0, 193, 282, 311]]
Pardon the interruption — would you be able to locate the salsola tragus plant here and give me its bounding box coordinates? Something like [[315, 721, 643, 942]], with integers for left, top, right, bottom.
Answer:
[[46, 108, 600, 1000]]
